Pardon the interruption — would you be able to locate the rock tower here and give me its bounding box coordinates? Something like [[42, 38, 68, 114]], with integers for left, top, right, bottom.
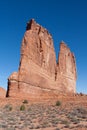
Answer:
[[6, 19, 77, 99]]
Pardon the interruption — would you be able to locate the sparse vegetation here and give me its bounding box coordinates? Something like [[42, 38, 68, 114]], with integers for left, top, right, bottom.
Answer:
[[23, 99, 28, 104], [56, 101, 61, 106], [80, 92, 84, 96], [9, 106, 12, 111], [20, 105, 25, 111], [0, 99, 87, 130], [60, 120, 69, 125], [51, 118, 59, 125], [55, 128, 60, 130], [4, 104, 13, 111]]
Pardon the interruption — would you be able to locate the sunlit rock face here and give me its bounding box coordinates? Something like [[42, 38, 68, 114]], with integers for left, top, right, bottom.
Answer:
[[6, 19, 77, 99]]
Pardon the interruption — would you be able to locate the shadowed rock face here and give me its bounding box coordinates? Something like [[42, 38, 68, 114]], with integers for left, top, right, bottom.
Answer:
[[6, 19, 77, 99]]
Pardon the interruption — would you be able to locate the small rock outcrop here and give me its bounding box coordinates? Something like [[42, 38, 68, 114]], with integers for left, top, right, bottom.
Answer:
[[0, 87, 6, 98], [6, 19, 77, 99]]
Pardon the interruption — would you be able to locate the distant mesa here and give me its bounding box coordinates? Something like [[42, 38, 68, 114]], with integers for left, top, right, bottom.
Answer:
[[0, 87, 6, 98], [6, 19, 77, 99]]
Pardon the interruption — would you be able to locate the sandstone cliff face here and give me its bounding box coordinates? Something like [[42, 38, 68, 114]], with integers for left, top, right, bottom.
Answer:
[[56, 42, 76, 93], [6, 19, 76, 98]]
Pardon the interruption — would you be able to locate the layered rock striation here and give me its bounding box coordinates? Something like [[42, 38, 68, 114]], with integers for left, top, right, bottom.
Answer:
[[6, 19, 77, 98]]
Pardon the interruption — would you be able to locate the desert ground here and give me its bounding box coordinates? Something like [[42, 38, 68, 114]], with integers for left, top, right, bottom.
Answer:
[[0, 94, 87, 130]]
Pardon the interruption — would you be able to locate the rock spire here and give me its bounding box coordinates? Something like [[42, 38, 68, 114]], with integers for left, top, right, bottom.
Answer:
[[6, 19, 77, 99]]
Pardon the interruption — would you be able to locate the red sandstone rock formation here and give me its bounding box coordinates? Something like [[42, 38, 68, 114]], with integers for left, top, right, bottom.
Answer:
[[6, 19, 77, 98], [0, 87, 6, 98]]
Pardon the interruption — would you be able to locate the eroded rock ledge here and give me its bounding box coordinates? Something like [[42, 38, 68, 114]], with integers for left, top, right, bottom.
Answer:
[[6, 19, 77, 99]]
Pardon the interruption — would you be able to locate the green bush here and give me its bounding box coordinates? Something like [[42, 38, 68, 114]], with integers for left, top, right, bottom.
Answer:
[[23, 99, 28, 104], [9, 106, 12, 111], [56, 101, 61, 106], [20, 105, 25, 111]]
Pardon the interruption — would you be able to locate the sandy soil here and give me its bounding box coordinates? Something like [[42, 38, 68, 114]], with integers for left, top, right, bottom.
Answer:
[[0, 95, 87, 130]]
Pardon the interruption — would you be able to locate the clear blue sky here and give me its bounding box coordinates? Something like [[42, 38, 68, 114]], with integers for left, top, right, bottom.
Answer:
[[0, 0, 87, 94]]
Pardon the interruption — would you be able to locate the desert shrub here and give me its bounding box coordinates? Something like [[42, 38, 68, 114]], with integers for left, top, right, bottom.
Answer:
[[55, 128, 60, 130], [23, 99, 28, 104], [4, 104, 12, 111], [9, 106, 12, 111], [60, 120, 69, 125], [51, 118, 59, 125], [70, 118, 79, 124], [20, 105, 25, 111], [28, 108, 31, 111], [56, 101, 61, 106], [80, 92, 83, 96]]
